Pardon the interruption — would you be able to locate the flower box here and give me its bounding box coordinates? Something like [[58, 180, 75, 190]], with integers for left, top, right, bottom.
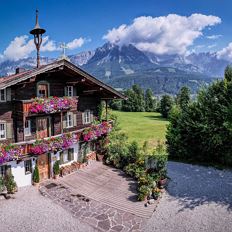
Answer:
[[29, 96, 78, 114]]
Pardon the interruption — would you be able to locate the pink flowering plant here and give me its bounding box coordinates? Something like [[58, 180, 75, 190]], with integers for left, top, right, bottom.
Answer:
[[83, 122, 112, 142], [29, 96, 78, 114], [0, 144, 23, 165], [30, 133, 76, 155]]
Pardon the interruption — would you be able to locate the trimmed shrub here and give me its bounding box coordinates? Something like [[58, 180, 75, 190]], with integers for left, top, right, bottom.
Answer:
[[33, 164, 40, 183]]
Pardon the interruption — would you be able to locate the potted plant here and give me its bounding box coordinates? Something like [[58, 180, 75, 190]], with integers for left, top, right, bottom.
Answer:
[[158, 169, 168, 188], [138, 185, 151, 201], [53, 160, 60, 179], [32, 164, 40, 187], [152, 187, 161, 200]]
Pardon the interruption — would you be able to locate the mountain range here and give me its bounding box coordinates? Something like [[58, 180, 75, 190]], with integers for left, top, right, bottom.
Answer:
[[0, 43, 230, 95]]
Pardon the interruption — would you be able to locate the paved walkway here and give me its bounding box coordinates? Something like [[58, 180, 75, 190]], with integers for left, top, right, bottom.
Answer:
[[58, 162, 156, 218], [39, 162, 159, 231]]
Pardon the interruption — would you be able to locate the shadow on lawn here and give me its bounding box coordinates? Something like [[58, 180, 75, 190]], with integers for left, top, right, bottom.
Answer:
[[166, 161, 232, 212], [144, 115, 168, 122]]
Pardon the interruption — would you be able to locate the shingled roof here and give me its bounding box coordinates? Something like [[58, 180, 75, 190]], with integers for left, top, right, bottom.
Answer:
[[0, 59, 126, 99]]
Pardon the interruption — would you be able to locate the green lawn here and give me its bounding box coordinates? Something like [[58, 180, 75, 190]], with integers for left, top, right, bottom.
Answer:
[[112, 111, 168, 146]]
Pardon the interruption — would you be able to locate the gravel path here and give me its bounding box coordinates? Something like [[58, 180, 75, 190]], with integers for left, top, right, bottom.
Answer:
[[0, 186, 96, 232], [145, 161, 232, 232]]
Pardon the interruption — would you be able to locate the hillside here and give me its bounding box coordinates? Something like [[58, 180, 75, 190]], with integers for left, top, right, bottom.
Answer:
[[0, 42, 229, 95]]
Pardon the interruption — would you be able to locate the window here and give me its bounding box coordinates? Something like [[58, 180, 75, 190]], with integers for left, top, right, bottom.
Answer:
[[0, 165, 10, 177], [0, 89, 6, 102], [0, 123, 6, 140], [66, 112, 73, 128], [37, 82, 49, 98], [25, 160, 32, 175], [66, 86, 73, 97], [68, 148, 74, 161], [83, 110, 91, 124], [59, 149, 74, 164], [24, 120, 31, 136]]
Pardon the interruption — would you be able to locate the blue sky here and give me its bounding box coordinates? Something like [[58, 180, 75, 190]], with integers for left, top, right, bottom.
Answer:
[[1, 0, 232, 61]]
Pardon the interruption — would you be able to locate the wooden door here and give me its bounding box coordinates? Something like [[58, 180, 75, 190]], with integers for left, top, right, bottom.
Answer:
[[37, 154, 50, 181], [36, 117, 49, 139], [38, 84, 48, 98]]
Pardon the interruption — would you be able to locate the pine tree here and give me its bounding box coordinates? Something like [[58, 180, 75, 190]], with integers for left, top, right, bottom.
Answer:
[[145, 88, 155, 112], [160, 95, 173, 118], [176, 86, 190, 110]]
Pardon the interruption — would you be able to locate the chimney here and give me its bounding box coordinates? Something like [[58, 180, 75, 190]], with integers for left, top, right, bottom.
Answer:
[[15, 67, 25, 74]]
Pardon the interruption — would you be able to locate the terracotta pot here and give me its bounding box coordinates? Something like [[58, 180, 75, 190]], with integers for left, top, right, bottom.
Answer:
[[54, 174, 59, 179], [33, 182, 39, 188], [158, 178, 167, 187], [97, 154, 104, 162]]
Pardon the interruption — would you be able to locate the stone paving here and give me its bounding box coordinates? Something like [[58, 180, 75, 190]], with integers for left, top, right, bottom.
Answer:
[[39, 162, 160, 231], [40, 182, 146, 232]]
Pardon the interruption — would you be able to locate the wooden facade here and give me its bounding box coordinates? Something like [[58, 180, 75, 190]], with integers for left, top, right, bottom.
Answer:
[[0, 59, 125, 145]]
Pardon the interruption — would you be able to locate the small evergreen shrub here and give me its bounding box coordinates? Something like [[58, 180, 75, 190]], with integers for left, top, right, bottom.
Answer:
[[53, 160, 60, 176], [4, 173, 17, 194], [33, 164, 40, 183]]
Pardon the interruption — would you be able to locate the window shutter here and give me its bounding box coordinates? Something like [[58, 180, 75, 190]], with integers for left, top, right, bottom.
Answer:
[[6, 88, 11, 101], [82, 112, 85, 124], [60, 152, 64, 164], [64, 86, 68, 96], [63, 113, 67, 129], [6, 123, 13, 139], [31, 118, 36, 133], [73, 87, 77, 96], [68, 149, 72, 161], [90, 110, 94, 123], [73, 113, 77, 127]]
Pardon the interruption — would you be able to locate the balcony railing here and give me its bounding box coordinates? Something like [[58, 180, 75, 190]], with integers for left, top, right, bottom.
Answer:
[[0, 121, 113, 165], [13, 96, 78, 116]]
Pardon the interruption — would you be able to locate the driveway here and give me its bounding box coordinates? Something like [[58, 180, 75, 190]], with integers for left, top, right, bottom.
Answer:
[[145, 161, 232, 232]]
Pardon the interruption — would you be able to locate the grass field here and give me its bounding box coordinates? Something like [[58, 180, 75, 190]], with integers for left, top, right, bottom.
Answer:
[[112, 111, 168, 146]]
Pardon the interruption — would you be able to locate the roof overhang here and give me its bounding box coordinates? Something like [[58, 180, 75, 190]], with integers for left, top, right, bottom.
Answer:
[[0, 59, 126, 100]]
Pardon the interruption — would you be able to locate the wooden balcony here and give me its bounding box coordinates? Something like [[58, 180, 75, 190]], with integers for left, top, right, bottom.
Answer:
[[14, 120, 113, 157], [13, 97, 78, 117]]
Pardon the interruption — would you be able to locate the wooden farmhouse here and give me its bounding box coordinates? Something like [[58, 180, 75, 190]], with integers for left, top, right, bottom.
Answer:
[[0, 11, 125, 187]]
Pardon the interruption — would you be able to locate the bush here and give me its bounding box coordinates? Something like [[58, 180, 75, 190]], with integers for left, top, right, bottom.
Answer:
[[33, 164, 40, 183], [166, 76, 232, 167], [53, 160, 60, 176], [138, 185, 151, 201], [4, 173, 17, 194], [0, 176, 5, 193]]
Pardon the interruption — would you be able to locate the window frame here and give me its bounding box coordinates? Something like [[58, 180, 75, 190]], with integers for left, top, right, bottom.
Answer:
[[0, 122, 6, 140], [0, 165, 8, 177], [0, 89, 6, 102], [24, 160, 32, 175], [66, 112, 73, 128], [84, 110, 91, 124], [24, 119, 31, 136], [66, 86, 74, 97], [36, 81, 50, 98]]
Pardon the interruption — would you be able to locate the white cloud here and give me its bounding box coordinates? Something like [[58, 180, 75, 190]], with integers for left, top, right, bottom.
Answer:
[[66, 38, 85, 50], [0, 35, 87, 62], [103, 14, 221, 55], [217, 42, 232, 60], [206, 34, 222, 40], [208, 44, 217, 49], [3, 35, 35, 61]]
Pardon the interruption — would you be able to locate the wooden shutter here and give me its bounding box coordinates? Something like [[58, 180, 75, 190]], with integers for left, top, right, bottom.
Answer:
[[68, 149, 72, 161], [6, 88, 11, 101], [73, 113, 77, 127], [73, 87, 77, 96], [63, 113, 67, 129], [82, 112, 85, 124], [64, 86, 68, 96], [6, 123, 12, 139], [90, 110, 94, 123], [31, 118, 36, 133], [60, 151, 64, 164]]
